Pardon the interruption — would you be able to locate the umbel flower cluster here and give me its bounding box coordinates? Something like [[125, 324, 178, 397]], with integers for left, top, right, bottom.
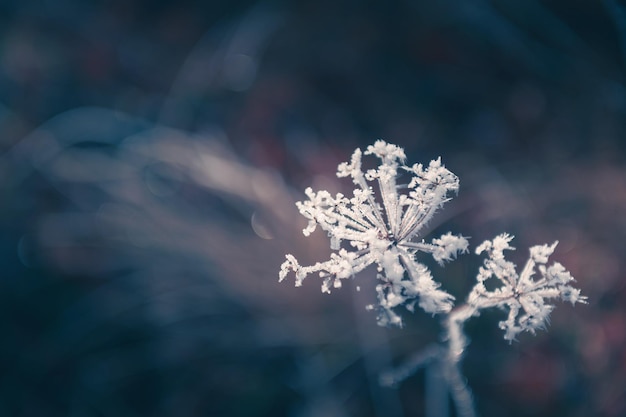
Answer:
[[279, 140, 586, 417], [279, 140, 586, 336], [470, 234, 585, 341], [280, 141, 469, 326]]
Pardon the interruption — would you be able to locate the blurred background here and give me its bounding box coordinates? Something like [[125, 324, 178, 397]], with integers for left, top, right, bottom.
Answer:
[[0, 0, 625, 416]]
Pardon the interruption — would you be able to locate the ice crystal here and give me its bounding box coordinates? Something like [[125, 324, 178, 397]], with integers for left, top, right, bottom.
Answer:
[[280, 140, 468, 326], [469, 234, 587, 341]]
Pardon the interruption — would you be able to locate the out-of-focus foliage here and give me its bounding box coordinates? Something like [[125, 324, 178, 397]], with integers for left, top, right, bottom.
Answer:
[[1, 0, 625, 416]]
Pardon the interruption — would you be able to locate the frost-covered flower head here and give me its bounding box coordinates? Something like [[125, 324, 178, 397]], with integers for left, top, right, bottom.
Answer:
[[469, 234, 587, 342], [280, 140, 468, 326]]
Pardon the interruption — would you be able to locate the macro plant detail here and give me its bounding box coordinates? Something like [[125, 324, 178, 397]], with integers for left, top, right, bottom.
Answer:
[[470, 234, 587, 342], [279, 140, 586, 417], [279, 140, 469, 326]]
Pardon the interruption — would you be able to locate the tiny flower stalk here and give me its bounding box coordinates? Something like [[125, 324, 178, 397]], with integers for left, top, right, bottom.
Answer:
[[279, 140, 586, 416]]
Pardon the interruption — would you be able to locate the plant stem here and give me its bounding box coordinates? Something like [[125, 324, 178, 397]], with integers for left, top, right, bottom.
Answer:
[[441, 303, 478, 417]]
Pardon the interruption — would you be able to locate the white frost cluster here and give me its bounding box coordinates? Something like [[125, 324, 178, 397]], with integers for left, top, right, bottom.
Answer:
[[280, 140, 468, 326], [279, 140, 587, 417], [469, 234, 587, 342]]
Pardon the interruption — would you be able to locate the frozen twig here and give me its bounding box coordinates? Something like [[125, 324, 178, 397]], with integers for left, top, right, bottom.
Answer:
[[280, 140, 586, 416]]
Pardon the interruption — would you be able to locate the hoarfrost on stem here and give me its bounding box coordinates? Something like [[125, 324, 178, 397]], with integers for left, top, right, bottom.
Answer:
[[279, 140, 586, 417], [279, 140, 468, 326], [469, 234, 588, 342]]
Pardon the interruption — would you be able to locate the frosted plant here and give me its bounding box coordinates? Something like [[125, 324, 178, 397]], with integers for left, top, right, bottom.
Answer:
[[425, 234, 587, 417], [469, 234, 587, 342], [279, 140, 469, 326], [279, 141, 586, 417]]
